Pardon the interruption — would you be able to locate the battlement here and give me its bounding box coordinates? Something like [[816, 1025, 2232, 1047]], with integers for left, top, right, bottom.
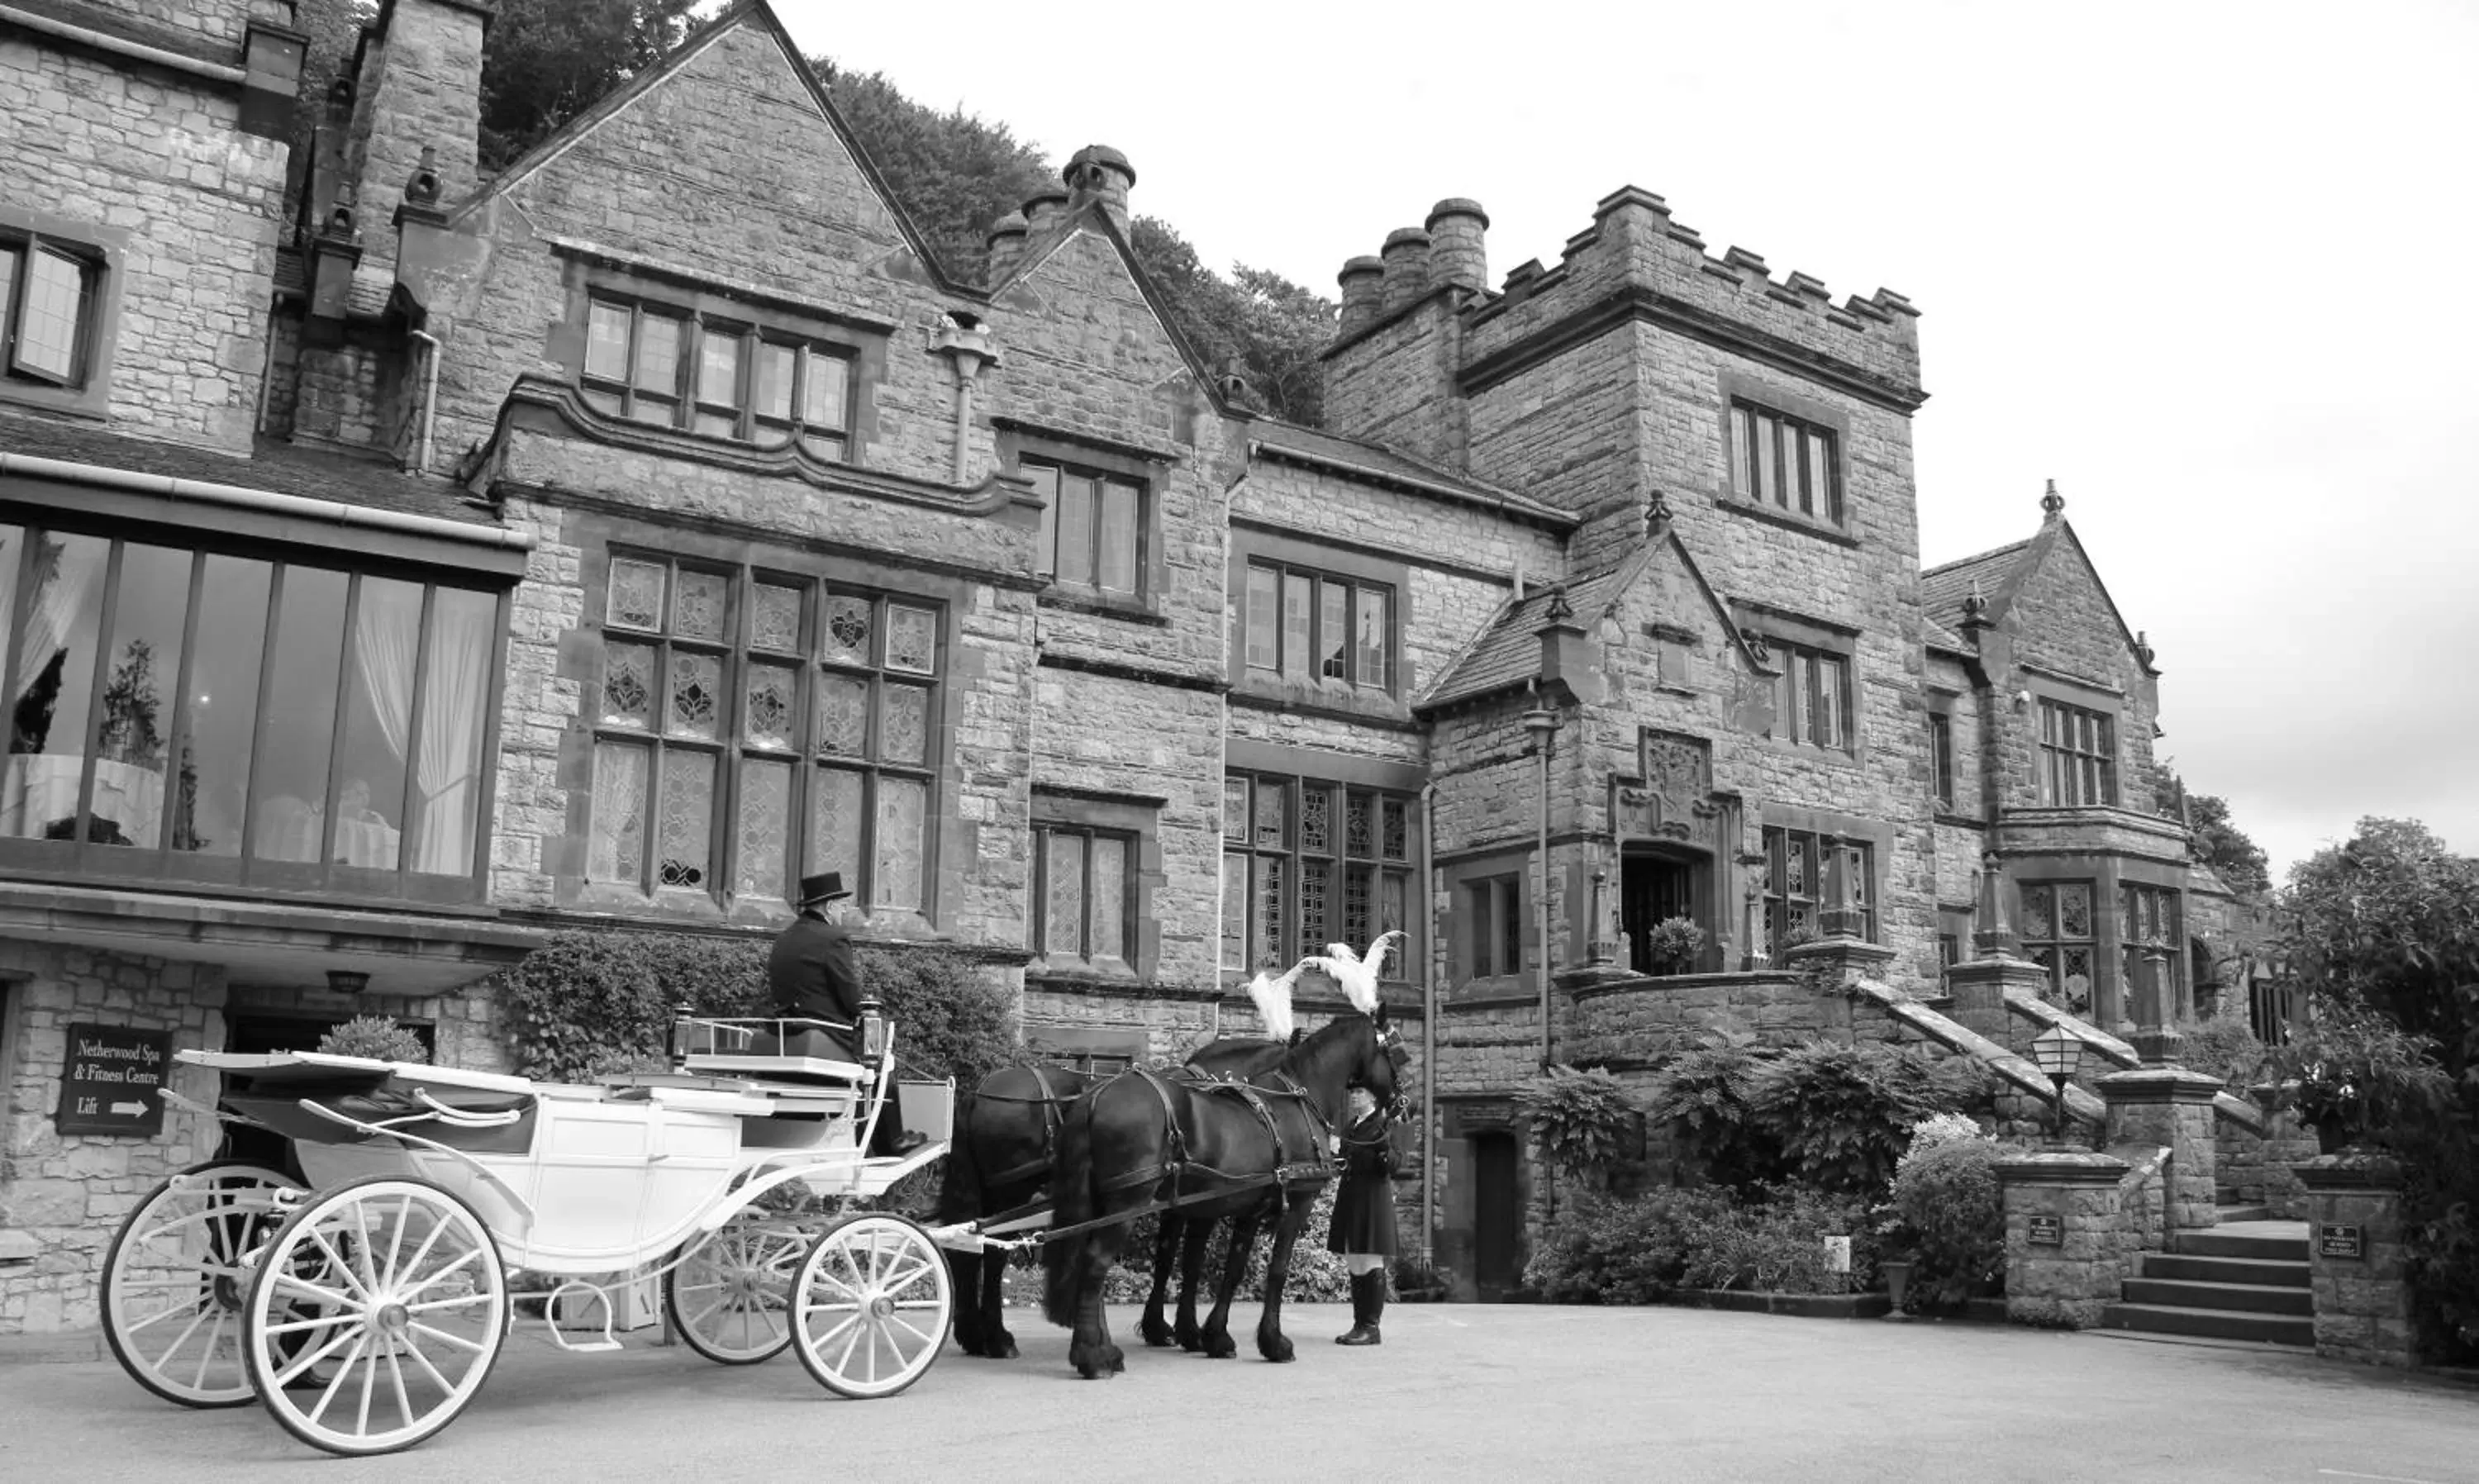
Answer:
[[1329, 186, 1924, 407]]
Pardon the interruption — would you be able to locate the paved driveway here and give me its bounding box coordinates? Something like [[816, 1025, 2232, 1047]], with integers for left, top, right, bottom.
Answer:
[[3, 1303, 2472, 1482]]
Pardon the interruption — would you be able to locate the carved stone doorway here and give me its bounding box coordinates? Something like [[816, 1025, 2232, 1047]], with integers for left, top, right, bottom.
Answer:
[[1621, 845, 1711, 974]]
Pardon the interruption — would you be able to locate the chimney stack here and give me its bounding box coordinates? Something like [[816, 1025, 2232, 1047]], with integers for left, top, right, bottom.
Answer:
[[1425, 198, 1489, 297], [345, 0, 492, 271], [1335, 255, 1384, 337], [1063, 144, 1135, 232], [984, 211, 1029, 284], [1379, 227, 1431, 315], [1021, 188, 1069, 241]]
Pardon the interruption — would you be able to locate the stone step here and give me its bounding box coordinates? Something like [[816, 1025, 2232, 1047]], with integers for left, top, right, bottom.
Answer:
[[2099, 1302, 2314, 1347], [2120, 1277, 2314, 1315], [2138, 1252, 2310, 1289], [2176, 1230, 2309, 1261]]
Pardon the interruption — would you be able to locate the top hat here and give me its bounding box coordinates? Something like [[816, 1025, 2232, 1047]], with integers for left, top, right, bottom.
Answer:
[[794, 871, 852, 906]]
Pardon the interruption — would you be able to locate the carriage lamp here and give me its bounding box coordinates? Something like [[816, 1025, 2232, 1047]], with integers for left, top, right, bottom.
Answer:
[[859, 993, 888, 1063], [326, 968, 370, 997], [669, 1001, 697, 1071], [2031, 1024, 2082, 1139]]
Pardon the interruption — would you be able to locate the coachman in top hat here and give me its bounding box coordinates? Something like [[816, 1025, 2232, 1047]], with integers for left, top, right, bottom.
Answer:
[[766, 871, 925, 1154]]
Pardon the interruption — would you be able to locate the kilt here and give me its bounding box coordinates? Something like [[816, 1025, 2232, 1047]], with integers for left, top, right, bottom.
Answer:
[[1325, 1115, 1400, 1257]]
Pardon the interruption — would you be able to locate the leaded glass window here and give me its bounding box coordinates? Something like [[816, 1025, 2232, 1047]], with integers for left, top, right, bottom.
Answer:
[[2120, 882, 2185, 1018], [589, 554, 940, 911], [1033, 823, 1135, 968], [1240, 559, 1396, 692], [1220, 772, 1417, 977], [578, 293, 854, 459], [2020, 880, 2099, 1018], [1763, 826, 1875, 956]]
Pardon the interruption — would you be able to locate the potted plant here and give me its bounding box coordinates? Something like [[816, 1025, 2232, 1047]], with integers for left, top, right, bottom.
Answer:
[[1645, 916, 1707, 976], [2268, 996, 2456, 1154]]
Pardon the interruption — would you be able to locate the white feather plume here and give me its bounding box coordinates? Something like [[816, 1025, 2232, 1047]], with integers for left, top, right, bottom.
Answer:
[[1244, 962, 1301, 1042], [1296, 930, 1403, 1016]]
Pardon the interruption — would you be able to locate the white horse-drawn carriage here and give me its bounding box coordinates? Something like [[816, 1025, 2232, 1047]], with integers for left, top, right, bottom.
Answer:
[[100, 1013, 954, 1457]]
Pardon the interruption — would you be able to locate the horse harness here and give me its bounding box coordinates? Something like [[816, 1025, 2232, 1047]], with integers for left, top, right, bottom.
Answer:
[[977, 1063, 1082, 1189], [1094, 1066, 1338, 1210]]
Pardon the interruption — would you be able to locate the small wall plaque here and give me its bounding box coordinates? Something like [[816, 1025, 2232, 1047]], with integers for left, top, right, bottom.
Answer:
[[2317, 1224, 2364, 1261], [2026, 1214, 2064, 1248]]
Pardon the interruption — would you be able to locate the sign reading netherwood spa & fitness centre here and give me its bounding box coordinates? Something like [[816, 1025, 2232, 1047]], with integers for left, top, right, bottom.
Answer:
[[55, 1023, 175, 1137]]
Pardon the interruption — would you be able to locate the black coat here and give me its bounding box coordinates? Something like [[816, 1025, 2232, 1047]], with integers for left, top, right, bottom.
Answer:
[[1325, 1111, 1400, 1258], [765, 911, 863, 1061]]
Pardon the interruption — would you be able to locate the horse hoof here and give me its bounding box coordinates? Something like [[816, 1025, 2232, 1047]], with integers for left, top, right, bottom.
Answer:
[[1202, 1334, 1237, 1360], [992, 1338, 1019, 1360], [1106, 1344, 1126, 1375], [1174, 1320, 1201, 1351], [1259, 1336, 1296, 1364], [1140, 1320, 1175, 1348]]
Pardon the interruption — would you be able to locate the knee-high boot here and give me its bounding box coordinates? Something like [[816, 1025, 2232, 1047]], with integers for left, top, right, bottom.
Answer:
[[1335, 1268, 1384, 1346]]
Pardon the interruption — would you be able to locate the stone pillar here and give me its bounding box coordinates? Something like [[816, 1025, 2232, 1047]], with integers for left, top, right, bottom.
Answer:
[[1995, 1148, 2130, 1329], [2293, 1153, 2419, 1367], [1943, 955, 2047, 1054], [2095, 1065, 2222, 1232], [1782, 938, 1896, 1044]]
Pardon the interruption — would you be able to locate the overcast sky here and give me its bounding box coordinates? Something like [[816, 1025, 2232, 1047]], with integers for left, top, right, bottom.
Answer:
[[775, 0, 2479, 882]]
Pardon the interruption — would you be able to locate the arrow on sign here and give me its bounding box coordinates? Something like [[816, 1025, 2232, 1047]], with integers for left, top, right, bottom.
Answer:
[[109, 1101, 148, 1117]]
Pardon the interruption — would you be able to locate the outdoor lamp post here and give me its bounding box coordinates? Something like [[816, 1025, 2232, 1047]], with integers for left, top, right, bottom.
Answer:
[[2031, 1023, 2082, 1140]]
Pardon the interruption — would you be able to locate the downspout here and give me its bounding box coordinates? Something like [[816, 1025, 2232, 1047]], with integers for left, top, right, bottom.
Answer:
[[405, 327, 440, 475], [1418, 778, 1439, 1268], [930, 312, 999, 486]]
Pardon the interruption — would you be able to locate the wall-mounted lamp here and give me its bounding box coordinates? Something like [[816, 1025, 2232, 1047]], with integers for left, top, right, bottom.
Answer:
[[2012, 689, 2032, 713], [326, 968, 371, 997]]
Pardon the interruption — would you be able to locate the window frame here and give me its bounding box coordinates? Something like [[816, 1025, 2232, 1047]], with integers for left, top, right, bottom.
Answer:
[[1220, 770, 1416, 982], [0, 516, 507, 906], [1241, 558, 1397, 694], [1929, 711, 1956, 809], [1021, 454, 1150, 601], [1762, 826, 1876, 954], [2119, 881, 2186, 1015], [1726, 397, 1844, 526], [586, 552, 942, 917], [2035, 697, 2118, 806], [1463, 873, 1523, 981], [0, 208, 124, 416], [1031, 819, 1138, 973], [1758, 634, 1853, 751], [2018, 879, 2101, 1016], [579, 292, 857, 460]]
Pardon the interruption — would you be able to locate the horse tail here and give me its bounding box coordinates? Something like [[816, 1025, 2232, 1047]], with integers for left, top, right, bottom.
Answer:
[[1043, 1082, 1100, 1329], [933, 1079, 983, 1225]]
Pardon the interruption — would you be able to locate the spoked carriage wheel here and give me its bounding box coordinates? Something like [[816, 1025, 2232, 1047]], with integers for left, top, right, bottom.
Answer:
[[102, 1162, 302, 1408], [666, 1210, 812, 1364], [242, 1175, 508, 1458], [790, 1211, 951, 1399]]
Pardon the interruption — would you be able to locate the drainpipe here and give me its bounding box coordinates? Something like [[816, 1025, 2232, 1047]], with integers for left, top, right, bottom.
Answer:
[[930, 312, 999, 484], [1418, 778, 1438, 1268], [1520, 695, 1561, 1071], [405, 327, 440, 475]]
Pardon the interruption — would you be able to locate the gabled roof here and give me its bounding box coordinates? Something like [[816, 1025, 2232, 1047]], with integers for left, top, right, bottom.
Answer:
[[1920, 539, 2029, 630], [1246, 421, 1577, 528], [441, 0, 973, 298], [1419, 521, 1768, 712], [993, 197, 1237, 422]]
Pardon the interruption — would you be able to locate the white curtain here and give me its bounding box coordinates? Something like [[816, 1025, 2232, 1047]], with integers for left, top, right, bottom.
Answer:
[[350, 584, 419, 763], [12, 536, 98, 711], [412, 597, 490, 874]]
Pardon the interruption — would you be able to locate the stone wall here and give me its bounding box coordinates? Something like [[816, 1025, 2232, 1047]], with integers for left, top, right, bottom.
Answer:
[[0, 33, 286, 452], [0, 946, 231, 1336]]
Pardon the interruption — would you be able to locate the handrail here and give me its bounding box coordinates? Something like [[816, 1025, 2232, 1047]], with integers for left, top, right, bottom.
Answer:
[[2003, 992, 2267, 1135], [1848, 979, 2105, 1126]]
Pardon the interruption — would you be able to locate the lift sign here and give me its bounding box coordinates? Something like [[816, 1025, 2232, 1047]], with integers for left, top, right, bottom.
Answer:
[[56, 1023, 174, 1137]]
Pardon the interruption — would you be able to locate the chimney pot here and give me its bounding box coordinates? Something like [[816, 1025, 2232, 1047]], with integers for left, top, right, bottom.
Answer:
[[1021, 188, 1070, 240], [1379, 227, 1432, 315], [1425, 198, 1489, 296], [1335, 254, 1385, 337], [985, 210, 1030, 284], [1063, 143, 1135, 231]]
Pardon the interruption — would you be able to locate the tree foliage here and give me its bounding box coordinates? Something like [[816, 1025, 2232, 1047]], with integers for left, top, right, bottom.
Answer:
[[1125, 218, 1334, 426], [477, 0, 703, 171], [807, 60, 1052, 285], [2279, 817, 2479, 1358], [2155, 772, 2271, 895]]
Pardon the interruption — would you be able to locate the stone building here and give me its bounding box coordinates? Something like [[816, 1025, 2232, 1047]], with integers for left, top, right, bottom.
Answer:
[[0, 0, 2239, 1331]]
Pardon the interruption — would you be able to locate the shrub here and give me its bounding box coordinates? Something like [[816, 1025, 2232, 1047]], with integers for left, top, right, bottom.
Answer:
[[1515, 1064, 1638, 1183], [1641, 1031, 1778, 1192], [2267, 995, 2457, 1146], [1677, 1186, 1876, 1296], [1644, 916, 1706, 975], [1743, 1040, 1991, 1200], [1525, 1187, 1734, 1305], [2172, 1011, 2269, 1088], [316, 1014, 428, 1064], [1887, 1133, 2006, 1311], [495, 927, 1018, 1084]]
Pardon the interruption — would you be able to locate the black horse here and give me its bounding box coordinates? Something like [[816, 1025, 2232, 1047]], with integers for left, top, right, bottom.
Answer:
[[1041, 1008, 1401, 1377], [936, 1037, 1287, 1359]]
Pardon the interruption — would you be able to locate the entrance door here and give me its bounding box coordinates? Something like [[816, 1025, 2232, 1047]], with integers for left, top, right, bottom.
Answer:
[[1472, 1131, 1521, 1300], [1621, 854, 1699, 974]]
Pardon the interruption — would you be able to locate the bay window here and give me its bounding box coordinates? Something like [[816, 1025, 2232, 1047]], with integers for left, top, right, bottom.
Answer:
[[0, 523, 501, 900]]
